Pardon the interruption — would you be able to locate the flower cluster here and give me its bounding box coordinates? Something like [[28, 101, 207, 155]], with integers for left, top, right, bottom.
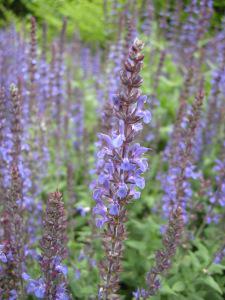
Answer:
[[175, 0, 213, 66], [205, 143, 225, 224], [0, 87, 7, 196], [93, 38, 150, 226], [161, 85, 204, 221], [1, 84, 25, 298], [134, 206, 184, 299], [141, 0, 154, 37], [39, 191, 69, 299], [92, 38, 151, 297]]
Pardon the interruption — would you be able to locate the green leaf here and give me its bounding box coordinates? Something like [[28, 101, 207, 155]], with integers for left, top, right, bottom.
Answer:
[[208, 263, 225, 274], [198, 276, 222, 294], [172, 281, 185, 292], [189, 251, 201, 270], [161, 283, 177, 295], [160, 76, 180, 87], [197, 244, 210, 263], [126, 240, 144, 251], [188, 294, 205, 300]]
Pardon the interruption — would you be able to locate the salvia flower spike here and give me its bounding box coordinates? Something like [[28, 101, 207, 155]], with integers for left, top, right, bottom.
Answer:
[[40, 191, 70, 300], [1, 84, 25, 298], [92, 38, 151, 298], [134, 206, 184, 299]]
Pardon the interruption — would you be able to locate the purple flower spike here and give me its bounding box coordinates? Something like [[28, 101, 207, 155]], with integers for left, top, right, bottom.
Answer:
[[92, 38, 150, 298], [136, 207, 183, 298], [39, 191, 70, 299]]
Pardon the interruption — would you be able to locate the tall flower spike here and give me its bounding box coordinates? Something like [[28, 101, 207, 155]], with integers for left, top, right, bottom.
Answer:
[[161, 81, 204, 221], [39, 21, 49, 114], [103, 15, 124, 134], [0, 87, 6, 203], [92, 38, 151, 298], [55, 18, 67, 135], [1, 84, 25, 298], [134, 206, 184, 299], [0, 85, 11, 190], [203, 142, 225, 226], [29, 16, 37, 118], [141, 0, 154, 37], [40, 191, 69, 300], [48, 42, 57, 123], [54, 19, 67, 175]]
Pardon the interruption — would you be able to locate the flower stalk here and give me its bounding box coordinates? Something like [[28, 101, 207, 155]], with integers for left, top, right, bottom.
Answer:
[[93, 38, 151, 298], [40, 191, 69, 300]]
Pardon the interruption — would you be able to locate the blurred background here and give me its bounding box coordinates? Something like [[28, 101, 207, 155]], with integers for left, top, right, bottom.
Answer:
[[0, 0, 225, 43]]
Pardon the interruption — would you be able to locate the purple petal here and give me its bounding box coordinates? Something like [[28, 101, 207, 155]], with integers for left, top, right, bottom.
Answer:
[[112, 135, 124, 148], [93, 189, 102, 201], [109, 203, 119, 215], [22, 272, 30, 281], [117, 184, 128, 198], [135, 177, 145, 189], [56, 264, 68, 276], [121, 158, 135, 171], [93, 203, 107, 217], [96, 217, 108, 228]]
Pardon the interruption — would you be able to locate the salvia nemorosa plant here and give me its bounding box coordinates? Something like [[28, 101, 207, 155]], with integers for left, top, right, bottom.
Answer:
[[92, 38, 151, 298], [202, 28, 225, 154], [22, 191, 69, 299], [0, 87, 6, 202], [102, 14, 125, 134], [161, 83, 204, 221], [1, 84, 25, 299], [39, 191, 69, 299], [134, 206, 184, 299], [55, 18, 67, 142], [196, 142, 225, 230], [133, 72, 204, 300], [24, 17, 46, 249], [141, 0, 154, 37], [0, 2, 225, 299], [29, 16, 38, 119], [170, 0, 213, 67]]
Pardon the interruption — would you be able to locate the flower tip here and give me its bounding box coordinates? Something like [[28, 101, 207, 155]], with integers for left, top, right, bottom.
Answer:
[[134, 38, 144, 50]]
